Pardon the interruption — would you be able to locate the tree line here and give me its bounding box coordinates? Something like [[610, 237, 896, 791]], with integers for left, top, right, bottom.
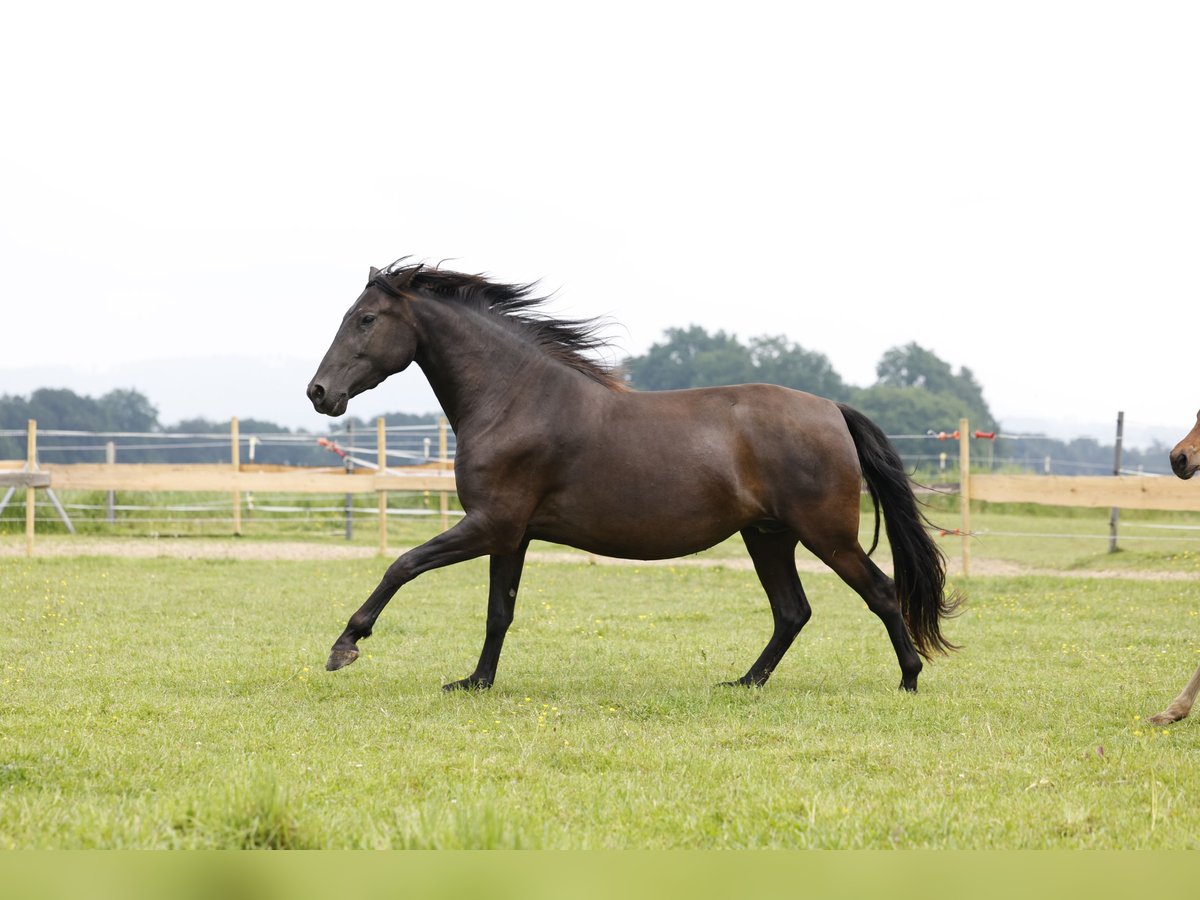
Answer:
[[624, 328, 996, 437], [622, 327, 1171, 476], [0, 329, 1173, 475], [0, 388, 439, 466]]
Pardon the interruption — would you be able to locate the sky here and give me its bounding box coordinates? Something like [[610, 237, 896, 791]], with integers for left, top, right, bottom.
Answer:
[[1, 1, 1197, 448]]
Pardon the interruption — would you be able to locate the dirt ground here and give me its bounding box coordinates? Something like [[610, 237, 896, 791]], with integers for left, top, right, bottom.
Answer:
[[1, 534, 1192, 580]]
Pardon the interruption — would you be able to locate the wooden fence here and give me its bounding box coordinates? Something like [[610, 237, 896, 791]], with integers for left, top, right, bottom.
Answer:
[[952, 419, 1199, 574], [5, 417, 1198, 569], [2, 418, 455, 557]]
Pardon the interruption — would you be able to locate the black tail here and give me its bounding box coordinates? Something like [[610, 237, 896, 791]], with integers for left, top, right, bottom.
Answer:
[[838, 403, 963, 658]]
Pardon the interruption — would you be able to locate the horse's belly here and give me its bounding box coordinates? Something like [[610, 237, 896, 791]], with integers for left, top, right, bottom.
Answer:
[[535, 523, 737, 561], [528, 486, 751, 560]]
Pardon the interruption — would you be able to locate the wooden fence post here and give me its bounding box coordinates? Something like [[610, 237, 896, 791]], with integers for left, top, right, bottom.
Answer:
[[106, 441, 117, 523], [1109, 411, 1124, 553], [344, 420, 354, 541], [231, 417, 242, 536], [378, 417, 388, 556], [438, 415, 449, 532], [25, 419, 37, 557], [959, 418, 970, 578]]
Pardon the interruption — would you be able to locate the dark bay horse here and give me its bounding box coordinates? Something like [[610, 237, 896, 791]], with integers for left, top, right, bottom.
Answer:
[[1149, 413, 1200, 724], [307, 261, 962, 692]]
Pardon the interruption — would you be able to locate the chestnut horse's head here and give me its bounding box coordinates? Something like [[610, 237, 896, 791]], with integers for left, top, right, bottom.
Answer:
[[1170, 411, 1200, 479], [307, 265, 423, 417]]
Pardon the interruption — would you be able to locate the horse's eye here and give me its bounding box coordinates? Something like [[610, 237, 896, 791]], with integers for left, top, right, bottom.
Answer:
[[360, 314, 377, 326]]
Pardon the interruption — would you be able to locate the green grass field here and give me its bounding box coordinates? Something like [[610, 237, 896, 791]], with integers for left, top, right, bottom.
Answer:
[[3, 516, 1200, 848]]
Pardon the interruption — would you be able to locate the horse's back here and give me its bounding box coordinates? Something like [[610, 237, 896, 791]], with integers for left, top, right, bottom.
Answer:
[[613, 383, 857, 464]]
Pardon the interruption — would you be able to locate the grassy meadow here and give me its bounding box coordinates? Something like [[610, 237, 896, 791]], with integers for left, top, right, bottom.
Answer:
[[3, 507, 1200, 848]]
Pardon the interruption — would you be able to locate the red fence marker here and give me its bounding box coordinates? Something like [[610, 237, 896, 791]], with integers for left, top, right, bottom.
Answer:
[[317, 438, 347, 459]]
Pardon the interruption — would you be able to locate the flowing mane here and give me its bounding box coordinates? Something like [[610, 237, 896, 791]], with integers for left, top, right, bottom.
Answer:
[[373, 260, 627, 391]]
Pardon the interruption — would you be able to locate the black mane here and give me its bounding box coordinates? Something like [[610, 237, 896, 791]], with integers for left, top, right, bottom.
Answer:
[[373, 260, 625, 390]]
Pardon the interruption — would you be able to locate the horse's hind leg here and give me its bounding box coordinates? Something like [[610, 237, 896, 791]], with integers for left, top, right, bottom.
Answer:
[[725, 527, 812, 687], [804, 537, 923, 692], [1149, 663, 1200, 725]]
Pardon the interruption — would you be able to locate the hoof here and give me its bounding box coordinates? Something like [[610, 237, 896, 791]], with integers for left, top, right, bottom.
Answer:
[[326, 645, 360, 671], [1148, 708, 1186, 726], [443, 677, 492, 692], [718, 677, 763, 688], [900, 678, 918, 693]]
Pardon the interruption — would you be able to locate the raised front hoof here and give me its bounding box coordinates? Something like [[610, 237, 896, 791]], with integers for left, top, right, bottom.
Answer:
[[1148, 706, 1187, 726], [326, 645, 360, 672], [443, 676, 493, 692]]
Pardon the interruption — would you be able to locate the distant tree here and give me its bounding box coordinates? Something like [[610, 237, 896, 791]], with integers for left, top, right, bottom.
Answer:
[[0, 394, 31, 430], [625, 326, 850, 398], [748, 335, 850, 401], [876, 343, 957, 392], [0, 394, 31, 459], [625, 326, 752, 390], [23, 388, 104, 431], [0, 388, 162, 461], [848, 384, 980, 438], [98, 389, 159, 432], [870, 343, 995, 432], [1, 388, 160, 432]]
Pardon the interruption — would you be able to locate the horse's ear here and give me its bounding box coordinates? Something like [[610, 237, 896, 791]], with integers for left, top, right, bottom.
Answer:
[[397, 263, 424, 287], [369, 266, 381, 279]]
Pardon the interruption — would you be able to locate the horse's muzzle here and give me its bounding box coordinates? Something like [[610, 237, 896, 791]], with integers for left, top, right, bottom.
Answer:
[[307, 380, 348, 417], [1171, 451, 1196, 480]]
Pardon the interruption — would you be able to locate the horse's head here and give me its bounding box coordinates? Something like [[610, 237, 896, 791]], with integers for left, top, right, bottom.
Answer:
[[307, 266, 421, 417], [1170, 410, 1200, 479]]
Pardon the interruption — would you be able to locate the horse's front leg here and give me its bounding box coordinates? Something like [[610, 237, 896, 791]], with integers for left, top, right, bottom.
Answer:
[[1148, 663, 1200, 725], [443, 540, 530, 692], [326, 515, 498, 672]]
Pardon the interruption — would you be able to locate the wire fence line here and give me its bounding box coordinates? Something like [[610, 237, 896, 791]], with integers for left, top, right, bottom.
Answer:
[[0, 423, 458, 468], [0, 421, 461, 537], [0, 424, 1167, 475], [0, 422, 1188, 552]]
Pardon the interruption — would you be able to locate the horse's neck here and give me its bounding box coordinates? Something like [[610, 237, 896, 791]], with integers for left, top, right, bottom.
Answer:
[[412, 299, 573, 434]]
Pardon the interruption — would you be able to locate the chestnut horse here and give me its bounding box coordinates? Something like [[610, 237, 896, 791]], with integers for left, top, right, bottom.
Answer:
[[307, 261, 961, 693], [1149, 414, 1200, 724]]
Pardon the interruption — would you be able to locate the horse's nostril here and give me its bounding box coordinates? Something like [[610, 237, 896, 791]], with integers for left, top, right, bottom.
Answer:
[[308, 382, 326, 403]]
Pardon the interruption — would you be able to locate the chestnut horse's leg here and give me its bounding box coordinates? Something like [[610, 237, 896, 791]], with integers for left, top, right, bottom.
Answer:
[[1148, 663, 1200, 725], [443, 541, 530, 692], [724, 527, 812, 687], [326, 515, 501, 672]]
